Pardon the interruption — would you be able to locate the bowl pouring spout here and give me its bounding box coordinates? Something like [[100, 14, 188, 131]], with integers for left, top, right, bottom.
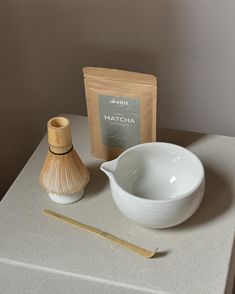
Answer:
[[100, 158, 119, 179]]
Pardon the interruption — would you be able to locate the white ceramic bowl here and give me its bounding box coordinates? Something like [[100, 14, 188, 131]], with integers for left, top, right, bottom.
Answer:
[[101, 142, 205, 228]]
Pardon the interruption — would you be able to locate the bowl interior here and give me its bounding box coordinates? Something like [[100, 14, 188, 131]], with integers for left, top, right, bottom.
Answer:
[[114, 143, 204, 200]]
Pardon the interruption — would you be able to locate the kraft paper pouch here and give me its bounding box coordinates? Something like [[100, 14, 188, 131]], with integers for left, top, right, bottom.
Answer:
[[83, 67, 157, 159]]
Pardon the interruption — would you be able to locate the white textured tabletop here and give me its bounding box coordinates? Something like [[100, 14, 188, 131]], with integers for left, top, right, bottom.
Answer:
[[0, 115, 234, 294]]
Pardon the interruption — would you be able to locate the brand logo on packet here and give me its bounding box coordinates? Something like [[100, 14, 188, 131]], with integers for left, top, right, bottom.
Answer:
[[109, 98, 128, 105]]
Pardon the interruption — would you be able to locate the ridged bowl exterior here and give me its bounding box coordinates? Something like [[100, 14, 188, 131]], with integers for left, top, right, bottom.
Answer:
[[101, 142, 205, 229], [110, 176, 205, 228]]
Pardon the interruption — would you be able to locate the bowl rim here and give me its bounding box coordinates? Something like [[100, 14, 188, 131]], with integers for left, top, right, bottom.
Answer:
[[113, 142, 205, 203]]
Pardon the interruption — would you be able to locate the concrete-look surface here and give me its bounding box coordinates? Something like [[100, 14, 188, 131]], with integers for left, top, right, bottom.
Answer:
[[0, 115, 234, 294]]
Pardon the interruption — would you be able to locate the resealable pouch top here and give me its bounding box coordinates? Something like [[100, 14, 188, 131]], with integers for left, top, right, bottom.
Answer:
[[83, 67, 157, 159]]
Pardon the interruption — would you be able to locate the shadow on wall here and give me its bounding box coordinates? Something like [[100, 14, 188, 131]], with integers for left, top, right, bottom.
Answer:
[[0, 47, 161, 200], [0, 0, 163, 199], [3, 0, 235, 200]]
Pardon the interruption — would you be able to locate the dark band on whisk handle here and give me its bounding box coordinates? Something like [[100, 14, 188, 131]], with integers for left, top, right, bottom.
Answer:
[[49, 146, 73, 156]]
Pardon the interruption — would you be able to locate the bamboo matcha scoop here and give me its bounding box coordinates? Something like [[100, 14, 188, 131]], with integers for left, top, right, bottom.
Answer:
[[43, 210, 157, 258]]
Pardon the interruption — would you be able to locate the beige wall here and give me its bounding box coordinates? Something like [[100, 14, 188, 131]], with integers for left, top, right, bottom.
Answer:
[[1, 0, 235, 198]]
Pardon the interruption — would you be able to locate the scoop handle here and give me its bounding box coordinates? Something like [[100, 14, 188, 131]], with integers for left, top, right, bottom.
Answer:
[[43, 210, 157, 258]]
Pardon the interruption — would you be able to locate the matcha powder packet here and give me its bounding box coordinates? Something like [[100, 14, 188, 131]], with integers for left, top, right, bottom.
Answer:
[[83, 67, 157, 159]]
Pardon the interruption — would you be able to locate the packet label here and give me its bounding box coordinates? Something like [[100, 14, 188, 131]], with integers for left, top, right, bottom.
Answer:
[[99, 95, 140, 148]]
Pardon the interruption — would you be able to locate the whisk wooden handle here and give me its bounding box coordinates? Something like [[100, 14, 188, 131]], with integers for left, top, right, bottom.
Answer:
[[43, 210, 157, 258], [47, 117, 72, 154]]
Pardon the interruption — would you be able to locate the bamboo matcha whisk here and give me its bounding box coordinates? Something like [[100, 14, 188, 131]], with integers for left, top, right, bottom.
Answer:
[[39, 117, 89, 204]]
